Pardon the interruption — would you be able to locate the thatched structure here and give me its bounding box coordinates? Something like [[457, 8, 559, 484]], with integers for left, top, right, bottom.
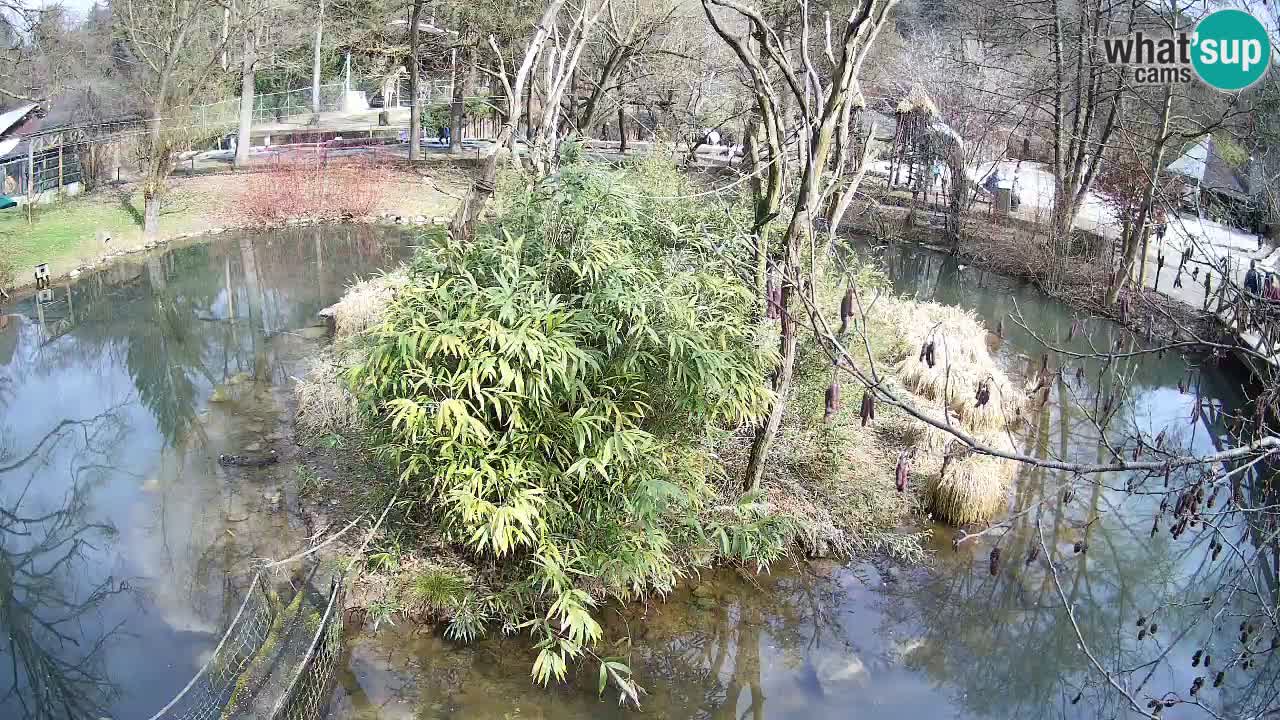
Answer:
[[888, 299, 1025, 525], [887, 85, 968, 243]]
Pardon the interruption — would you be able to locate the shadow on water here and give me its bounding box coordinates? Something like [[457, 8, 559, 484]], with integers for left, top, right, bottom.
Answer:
[[328, 241, 1279, 720], [0, 224, 417, 719]]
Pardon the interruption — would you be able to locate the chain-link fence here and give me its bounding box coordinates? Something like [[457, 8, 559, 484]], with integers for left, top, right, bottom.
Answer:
[[145, 573, 278, 720], [191, 84, 347, 129]]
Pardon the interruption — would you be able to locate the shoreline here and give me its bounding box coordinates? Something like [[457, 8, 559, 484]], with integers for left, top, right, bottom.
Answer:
[[2, 213, 453, 300], [850, 201, 1222, 346]]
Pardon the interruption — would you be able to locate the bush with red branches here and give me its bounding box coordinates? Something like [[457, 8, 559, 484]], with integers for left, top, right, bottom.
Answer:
[[1094, 148, 1183, 225], [237, 154, 392, 226]]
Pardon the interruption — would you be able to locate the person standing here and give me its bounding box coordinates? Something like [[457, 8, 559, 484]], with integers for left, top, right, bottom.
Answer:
[[1245, 259, 1262, 296]]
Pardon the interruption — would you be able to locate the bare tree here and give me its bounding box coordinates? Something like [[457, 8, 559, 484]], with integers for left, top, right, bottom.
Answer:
[[703, 0, 897, 491], [119, 0, 229, 236], [449, 0, 568, 240]]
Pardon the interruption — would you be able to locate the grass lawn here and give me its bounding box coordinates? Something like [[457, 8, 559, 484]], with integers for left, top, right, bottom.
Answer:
[[0, 186, 207, 280], [0, 166, 465, 286]]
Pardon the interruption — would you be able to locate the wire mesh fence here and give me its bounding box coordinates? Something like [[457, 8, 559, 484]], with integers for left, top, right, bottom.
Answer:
[[146, 571, 347, 720], [191, 84, 347, 129], [1, 145, 83, 199], [269, 577, 346, 720], [146, 573, 278, 720]]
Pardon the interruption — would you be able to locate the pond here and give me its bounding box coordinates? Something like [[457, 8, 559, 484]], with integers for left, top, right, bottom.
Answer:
[[0, 229, 1271, 719], [0, 224, 416, 719]]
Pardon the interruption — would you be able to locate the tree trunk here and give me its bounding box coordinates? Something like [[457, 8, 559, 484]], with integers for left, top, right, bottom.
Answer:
[[143, 183, 161, 237], [235, 23, 256, 169], [312, 0, 324, 117], [142, 106, 167, 239], [1107, 84, 1173, 305], [450, 127, 506, 242], [221, 7, 230, 71], [450, 46, 466, 153], [616, 102, 626, 154], [577, 46, 629, 134], [408, 0, 423, 161]]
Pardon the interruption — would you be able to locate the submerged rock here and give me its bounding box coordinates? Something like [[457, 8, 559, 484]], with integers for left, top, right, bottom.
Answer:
[[812, 652, 868, 687], [219, 449, 279, 467], [691, 583, 716, 598]]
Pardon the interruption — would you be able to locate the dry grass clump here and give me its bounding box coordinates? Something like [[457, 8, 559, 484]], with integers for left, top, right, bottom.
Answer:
[[718, 275, 930, 562], [890, 299, 1019, 435], [297, 271, 410, 435], [294, 349, 362, 437], [332, 271, 408, 340], [882, 299, 1025, 525], [911, 427, 1020, 526]]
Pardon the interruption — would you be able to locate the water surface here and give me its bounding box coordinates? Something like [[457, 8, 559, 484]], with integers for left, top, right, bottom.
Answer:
[[0, 224, 415, 718], [2, 229, 1270, 719]]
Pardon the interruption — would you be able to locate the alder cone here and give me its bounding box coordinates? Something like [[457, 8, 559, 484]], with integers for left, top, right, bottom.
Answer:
[[989, 547, 1001, 576], [839, 287, 854, 332]]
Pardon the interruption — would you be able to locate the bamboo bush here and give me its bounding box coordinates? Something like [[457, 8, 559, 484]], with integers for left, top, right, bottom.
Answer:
[[348, 161, 781, 691]]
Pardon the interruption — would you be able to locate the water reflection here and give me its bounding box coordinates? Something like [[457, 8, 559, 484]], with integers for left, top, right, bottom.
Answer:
[[0, 224, 416, 718], [0, 403, 130, 719]]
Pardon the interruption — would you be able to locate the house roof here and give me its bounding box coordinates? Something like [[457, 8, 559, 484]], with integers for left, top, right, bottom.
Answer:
[[1167, 135, 1250, 199], [0, 104, 38, 139]]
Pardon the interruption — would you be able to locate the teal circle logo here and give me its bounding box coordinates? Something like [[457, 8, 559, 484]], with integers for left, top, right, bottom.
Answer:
[[1192, 9, 1271, 91]]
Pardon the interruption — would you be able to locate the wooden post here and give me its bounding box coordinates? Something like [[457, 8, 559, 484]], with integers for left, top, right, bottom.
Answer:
[[26, 143, 33, 223]]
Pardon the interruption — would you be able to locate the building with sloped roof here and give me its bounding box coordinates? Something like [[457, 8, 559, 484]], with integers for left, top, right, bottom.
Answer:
[[1165, 134, 1257, 227], [0, 103, 91, 204]]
